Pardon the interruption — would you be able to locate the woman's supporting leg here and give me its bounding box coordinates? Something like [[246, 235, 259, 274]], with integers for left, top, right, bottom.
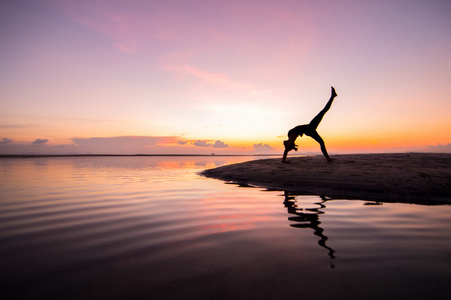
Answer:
[[309, 87, 337, 130], [308, 131, 332, 162]]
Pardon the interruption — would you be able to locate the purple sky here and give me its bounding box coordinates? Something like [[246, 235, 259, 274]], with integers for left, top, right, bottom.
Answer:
[[1, 0, 451, 154]]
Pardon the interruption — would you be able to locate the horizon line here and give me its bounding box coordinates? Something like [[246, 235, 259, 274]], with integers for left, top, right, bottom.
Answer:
[[0, 153, 283, 158], [0, 151, 442, 159]]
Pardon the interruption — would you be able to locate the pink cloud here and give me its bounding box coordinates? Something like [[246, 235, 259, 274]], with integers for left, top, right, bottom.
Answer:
[[159, 49, 254, 91], [54, 0, 314, 61], [163, 62, 251, 90], [114, 42, 138, 54], [54, 0, 182, 53]]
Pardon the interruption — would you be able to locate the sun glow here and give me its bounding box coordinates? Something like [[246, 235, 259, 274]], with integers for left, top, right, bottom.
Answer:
[[1, 1, 450, 154]]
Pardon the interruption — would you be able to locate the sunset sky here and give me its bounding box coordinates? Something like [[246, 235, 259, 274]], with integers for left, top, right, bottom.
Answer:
[[1, 0, 450, 155]]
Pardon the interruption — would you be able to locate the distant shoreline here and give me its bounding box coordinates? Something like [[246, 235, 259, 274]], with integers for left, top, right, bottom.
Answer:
[[0, 154, 281, 158], [201, 153, 451, 204]]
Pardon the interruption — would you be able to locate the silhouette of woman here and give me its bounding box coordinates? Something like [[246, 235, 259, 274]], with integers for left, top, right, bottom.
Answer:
[[282, 87, 338, 163]]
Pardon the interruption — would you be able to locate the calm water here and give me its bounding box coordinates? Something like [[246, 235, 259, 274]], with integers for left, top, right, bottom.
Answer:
[[1, 156, 450, 299]]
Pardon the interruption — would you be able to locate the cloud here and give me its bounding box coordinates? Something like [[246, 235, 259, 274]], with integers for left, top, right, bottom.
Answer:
[[32, 139, 49, 145], [69, 136, 232, 154], [213, 140, 228, 148], [114, 42, 138, 54], [160, 52, 254, 92], [0, 139, 78, 155], [427, 143, 451, 153], [0, 136, 237, 155], [190, 140, 229, 148], [253, 143, 274, 152], [164, 63, 251, 90], [71, 136, 166, 153], [193, 140, 210, 147], [0, 138, 13, 144]]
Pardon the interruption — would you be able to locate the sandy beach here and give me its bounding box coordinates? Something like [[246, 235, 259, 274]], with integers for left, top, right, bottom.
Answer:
[[201, 153, 451, 203]]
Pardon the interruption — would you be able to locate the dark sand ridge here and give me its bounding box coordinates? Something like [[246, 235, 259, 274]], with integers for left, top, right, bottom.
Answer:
[[201, 153, 451, 204]]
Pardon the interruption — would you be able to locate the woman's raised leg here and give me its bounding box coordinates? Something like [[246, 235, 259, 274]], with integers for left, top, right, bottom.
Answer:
[[308, 87, 337, 130]]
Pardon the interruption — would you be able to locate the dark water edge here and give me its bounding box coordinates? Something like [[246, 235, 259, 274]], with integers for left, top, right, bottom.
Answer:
[[1, 156, 450, 300]]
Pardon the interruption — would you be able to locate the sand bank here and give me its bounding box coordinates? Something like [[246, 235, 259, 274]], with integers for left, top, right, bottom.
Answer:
[[201, 153, 451, 203]]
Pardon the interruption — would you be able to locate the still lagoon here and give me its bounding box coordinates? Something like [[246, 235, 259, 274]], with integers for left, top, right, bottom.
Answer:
[[1, 156, 450, 299]]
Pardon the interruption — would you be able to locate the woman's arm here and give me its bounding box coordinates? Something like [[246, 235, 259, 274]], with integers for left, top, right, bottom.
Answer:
[[281, 135, 298, 163]]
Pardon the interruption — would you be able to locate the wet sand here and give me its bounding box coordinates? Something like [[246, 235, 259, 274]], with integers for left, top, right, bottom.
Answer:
[[201, 153, 451, 203]]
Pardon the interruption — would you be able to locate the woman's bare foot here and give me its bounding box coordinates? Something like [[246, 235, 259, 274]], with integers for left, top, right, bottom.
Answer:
[[331, 86, 337, 98]]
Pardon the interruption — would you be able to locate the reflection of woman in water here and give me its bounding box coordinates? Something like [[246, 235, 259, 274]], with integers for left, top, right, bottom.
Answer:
[[283, 192, 336, 262], [282, 87, 338, 163]]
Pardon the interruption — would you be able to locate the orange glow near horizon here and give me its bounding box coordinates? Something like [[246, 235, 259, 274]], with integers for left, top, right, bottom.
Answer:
[[1, 1, 450, 154]]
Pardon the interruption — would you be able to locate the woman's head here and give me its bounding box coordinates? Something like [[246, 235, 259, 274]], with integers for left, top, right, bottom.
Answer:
[[283, 140, 298, 151]]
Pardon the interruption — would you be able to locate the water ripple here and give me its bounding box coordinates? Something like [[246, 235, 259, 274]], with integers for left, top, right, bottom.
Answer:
[[1, 156, 451, 300]]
